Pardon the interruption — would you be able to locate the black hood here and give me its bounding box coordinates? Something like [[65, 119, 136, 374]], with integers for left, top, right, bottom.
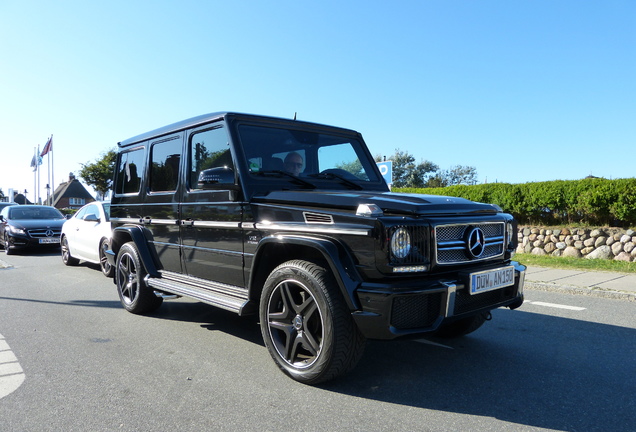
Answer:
[[7, 219, 66, 230], [253, 190, 500, 216]]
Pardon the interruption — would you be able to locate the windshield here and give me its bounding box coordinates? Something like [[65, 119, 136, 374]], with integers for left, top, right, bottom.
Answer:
[[239, 124, 382, 186], [9, 207, 64, 220]]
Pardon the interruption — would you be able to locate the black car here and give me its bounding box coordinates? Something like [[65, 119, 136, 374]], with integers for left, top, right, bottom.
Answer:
[[0, 205, 66, 255], [107, 112, 526, 384]]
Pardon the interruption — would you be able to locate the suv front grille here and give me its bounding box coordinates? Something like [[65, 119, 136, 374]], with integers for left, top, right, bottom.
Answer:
[[435, 222, 504, 265]]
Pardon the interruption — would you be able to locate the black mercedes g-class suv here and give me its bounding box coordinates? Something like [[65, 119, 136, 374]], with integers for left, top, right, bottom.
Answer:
[[107, 112, 525, 384]]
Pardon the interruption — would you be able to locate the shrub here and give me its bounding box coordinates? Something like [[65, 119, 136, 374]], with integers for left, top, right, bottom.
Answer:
[[398, 178, 636, 227]]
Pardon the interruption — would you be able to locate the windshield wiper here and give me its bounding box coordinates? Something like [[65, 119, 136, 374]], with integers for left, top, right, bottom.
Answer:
[[253, 170, 317, 189], [308, 172, 364, 190]]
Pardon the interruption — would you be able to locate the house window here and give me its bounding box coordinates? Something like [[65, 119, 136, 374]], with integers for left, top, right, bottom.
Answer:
[[69, 198, 85, 206]]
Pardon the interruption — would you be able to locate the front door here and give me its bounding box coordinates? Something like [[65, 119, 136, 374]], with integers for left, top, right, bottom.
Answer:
[[180, 124, 244, 287]]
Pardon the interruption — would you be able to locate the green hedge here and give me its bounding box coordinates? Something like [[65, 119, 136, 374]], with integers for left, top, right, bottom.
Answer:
[[397, 178, 636, 227]]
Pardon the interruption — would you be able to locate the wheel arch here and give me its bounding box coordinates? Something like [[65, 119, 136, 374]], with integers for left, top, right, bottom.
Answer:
[[248, 235, 363, 310], [110, 225, 161, 277]]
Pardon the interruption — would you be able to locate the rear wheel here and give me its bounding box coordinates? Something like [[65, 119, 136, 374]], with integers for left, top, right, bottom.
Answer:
[[115, 242, 162, 314], [259, 260, 365, 384], [99, 239, 114, 277], [61, 236, 79, 266]]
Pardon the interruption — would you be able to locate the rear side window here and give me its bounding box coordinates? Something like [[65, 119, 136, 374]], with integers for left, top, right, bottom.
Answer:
[[150, 136, 182, 192], [115, 147, 145, 195]]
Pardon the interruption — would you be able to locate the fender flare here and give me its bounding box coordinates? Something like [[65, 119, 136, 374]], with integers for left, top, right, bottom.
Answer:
[[250, 235, 363, 310], [110, 225, 161, 277]]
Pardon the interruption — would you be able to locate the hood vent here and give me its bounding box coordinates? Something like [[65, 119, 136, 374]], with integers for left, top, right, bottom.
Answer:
[[303, 212, 334, 225]]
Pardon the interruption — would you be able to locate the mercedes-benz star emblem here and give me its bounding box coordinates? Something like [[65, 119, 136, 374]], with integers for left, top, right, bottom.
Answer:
[[467, 227, 485, 258], [45, 230, 54, 237]]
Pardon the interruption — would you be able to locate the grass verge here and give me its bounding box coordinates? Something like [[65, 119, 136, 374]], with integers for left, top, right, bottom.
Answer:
[[515, 253, 636, 273]]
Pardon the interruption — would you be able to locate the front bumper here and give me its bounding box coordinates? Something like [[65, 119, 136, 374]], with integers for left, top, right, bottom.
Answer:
[[352, 261, 526, 340], [4, 233, 61, 251]]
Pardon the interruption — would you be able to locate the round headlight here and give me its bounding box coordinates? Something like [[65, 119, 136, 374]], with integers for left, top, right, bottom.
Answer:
[[391, 227, 411, 259]]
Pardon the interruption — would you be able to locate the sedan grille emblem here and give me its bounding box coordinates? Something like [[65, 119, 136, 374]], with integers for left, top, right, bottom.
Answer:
[[45, 230, 54, 237], [467, 227, 485, 258]]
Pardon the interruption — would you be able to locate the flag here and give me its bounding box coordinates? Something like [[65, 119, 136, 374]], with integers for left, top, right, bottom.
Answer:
[[30, 155, 37, 171], [41, 136, 53, 156]]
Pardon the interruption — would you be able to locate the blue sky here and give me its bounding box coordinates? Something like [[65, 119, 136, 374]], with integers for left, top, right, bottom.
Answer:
[[1, 1, 634, 202]]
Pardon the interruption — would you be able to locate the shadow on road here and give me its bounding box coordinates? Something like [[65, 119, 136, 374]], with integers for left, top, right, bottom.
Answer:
[[141, 298, 635, 431], [324, 308, 636, 432]]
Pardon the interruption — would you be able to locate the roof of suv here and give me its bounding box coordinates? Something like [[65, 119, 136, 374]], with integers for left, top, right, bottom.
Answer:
[[118, 112, 359, 147]]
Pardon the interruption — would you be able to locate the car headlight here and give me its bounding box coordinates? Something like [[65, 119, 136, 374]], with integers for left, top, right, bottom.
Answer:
[[506, 222, 516, 253], [9, 226, 25, 235], [390, 227, 411, 259]]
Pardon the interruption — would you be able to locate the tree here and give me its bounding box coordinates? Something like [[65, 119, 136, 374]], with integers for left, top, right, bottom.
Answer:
[[437, 165, 478, 187], [376, 149, 439, 188], [79, 149, 117, 199]]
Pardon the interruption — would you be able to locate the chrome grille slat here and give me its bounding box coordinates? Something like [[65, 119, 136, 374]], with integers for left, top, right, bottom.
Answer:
[[28, 229, 62, 238]]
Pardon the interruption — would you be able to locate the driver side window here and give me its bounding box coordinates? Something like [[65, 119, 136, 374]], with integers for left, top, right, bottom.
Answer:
[[189, 127, 233, 190]]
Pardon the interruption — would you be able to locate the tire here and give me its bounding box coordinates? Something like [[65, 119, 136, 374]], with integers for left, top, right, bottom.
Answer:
[[115, 242, 162, 314], [61, 235, 79, 266], [4, 233, 14, 255], [259, 260, 366, 384], [434, 312, 490, 338], [99, 239, 114, 278]]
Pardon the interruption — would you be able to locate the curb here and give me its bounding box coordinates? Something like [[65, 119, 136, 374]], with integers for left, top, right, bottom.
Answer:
[[525, 281, 636, 302]]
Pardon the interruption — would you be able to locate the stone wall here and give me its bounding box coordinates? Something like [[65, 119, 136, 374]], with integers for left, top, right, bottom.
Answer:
[[517, 227, 636, 262]]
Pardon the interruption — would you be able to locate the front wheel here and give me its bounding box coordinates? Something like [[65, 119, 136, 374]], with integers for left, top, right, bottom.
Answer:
[[259, 260, 365, 384], [115, 242, 162, 314], [4, 233, 14, 255], [61, 236, 79, 266]]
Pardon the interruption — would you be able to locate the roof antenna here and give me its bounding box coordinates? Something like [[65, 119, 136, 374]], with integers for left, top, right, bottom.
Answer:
[[293, 112, 297, 120]]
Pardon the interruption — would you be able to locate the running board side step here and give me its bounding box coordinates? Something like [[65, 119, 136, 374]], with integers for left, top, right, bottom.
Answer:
[[145, 272, 255, 316]]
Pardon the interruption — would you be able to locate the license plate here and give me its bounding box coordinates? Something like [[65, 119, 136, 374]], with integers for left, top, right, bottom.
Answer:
[[469, 266, 515, 295], [39, 237, 60, 244]]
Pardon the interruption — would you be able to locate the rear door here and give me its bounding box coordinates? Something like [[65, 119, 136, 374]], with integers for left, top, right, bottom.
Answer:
[[180, 123, 245, 287], [143, 134, 185, 273]]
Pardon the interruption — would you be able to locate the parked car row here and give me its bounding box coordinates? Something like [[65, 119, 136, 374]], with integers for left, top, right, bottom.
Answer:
[[0, 202, 112, 278]]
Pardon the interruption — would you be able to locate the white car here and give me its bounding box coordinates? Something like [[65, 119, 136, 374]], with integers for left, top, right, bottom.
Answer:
[[61, 201, 113, 277]]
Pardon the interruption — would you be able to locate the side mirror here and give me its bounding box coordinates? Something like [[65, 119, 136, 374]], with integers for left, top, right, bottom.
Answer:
[[83, 214, 100, 222], [197, 167, 234, 188]]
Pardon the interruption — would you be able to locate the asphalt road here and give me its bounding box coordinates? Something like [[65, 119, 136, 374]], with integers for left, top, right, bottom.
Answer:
[[1, 252, 635, 432]]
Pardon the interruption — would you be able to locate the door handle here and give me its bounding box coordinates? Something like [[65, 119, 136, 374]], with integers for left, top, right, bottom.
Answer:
[[181, 219, 195, 227], [140, 216, 152, 225]]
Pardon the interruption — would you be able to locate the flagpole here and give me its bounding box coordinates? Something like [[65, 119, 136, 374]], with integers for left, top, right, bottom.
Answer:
[[37, 145, 41, 204], [50, 135, 55, 206], [33, 147, 37, 205]]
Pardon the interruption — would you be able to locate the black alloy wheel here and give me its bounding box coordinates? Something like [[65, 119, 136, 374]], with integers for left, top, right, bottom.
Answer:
[[260, 260, 365, 384], [115, 242, 162, 314]]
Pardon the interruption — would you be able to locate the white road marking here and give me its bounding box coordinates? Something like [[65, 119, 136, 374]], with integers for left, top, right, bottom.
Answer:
[[414, 339, 454, 349], [525, 301, 586, 311], [0, 333, 25, 400]]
